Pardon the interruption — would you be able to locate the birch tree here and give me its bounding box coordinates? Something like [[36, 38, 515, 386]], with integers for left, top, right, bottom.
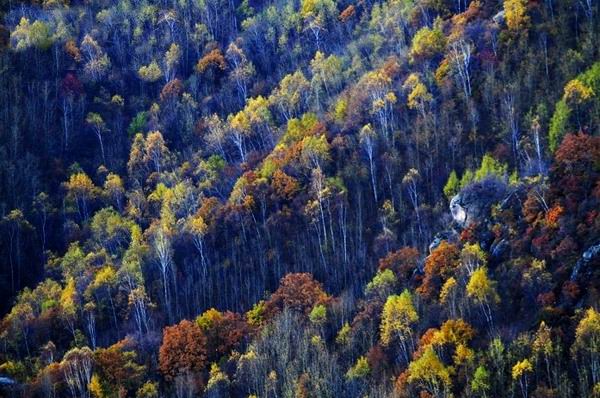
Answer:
[[359, 124, 378, 203]]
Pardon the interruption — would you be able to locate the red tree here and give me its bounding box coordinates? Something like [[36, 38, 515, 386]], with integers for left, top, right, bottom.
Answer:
[[417, 241, 460, 300], [264, 273, 330, 318], [378, 247, 420, 281], [197, 309, 249, 360], [159, 320, 208, 382]]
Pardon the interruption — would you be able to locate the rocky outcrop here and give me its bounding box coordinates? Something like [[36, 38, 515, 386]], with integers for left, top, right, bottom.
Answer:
[[0, 377, 16, 385], [432, 178, 510, 257], [490, 238, 510, 261], [450, 195, 467, 225], [450, 177, 508, 227], [429, 230, 460, 253], [0, 376, 18, 397], [493, 10, 505, 25], [570, 242, 600, 280]]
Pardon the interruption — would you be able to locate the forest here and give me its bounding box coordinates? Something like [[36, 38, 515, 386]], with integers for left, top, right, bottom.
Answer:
[[0, 0, 599, 396]]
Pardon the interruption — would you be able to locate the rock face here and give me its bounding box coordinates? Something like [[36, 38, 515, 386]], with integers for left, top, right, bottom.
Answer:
[[570, 242, 600, 280], [493, 10, 505, 25], [0, 376, 18, 397], [450, 178, 508, 227], [450, 195, 467, 225], [490, 238, 509, 261], [429, 230, 460, 253]]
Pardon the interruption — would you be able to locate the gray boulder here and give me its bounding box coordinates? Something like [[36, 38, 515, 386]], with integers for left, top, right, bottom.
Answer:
[[450, 177, 508, 227]]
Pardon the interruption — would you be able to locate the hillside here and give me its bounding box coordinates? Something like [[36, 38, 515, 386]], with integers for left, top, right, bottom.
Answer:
[[0, 0, 599, 397]]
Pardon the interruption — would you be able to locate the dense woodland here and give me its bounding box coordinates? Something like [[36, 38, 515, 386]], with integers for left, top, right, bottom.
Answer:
[[0, 0, 599, 396]]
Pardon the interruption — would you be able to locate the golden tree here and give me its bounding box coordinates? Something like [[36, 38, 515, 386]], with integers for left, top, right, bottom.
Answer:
[[512, 359, 533, 398], [408, 346, 452, 398], [504, 0, 529, 31], [572, 308, 600, 389], [466, 266, 499, 331], [380, 290, 418, 364]]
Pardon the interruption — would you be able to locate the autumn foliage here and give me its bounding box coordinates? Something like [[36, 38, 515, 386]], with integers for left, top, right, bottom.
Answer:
[[1, 0, 600, 396], [159, 320, 208, 381], [418, 242, 460, 299], [264, 273, 330, 318], [196, 309, 249, 360], [196, 49, 227, 74]]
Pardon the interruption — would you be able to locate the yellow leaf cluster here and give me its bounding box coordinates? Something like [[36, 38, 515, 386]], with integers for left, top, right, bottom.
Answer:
[[511, 358, 533, 380], [380, 290, 418, 346], [466, 267, 500, 304], [504, 0, 529, 31]]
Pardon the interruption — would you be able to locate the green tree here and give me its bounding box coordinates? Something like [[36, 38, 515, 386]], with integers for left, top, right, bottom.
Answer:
[[346, 356, 370, 380], [336, 322, 351, 345], [410, 23, 446, 62], [90, 207, 133, 254], [472, 365, 491, 397], [365, 269, 396, 298], [459, 169, 475, 189], [443, 170, 460, 200], [309, 304, 327, 325], [474, 154, 507, 181], [10, 18, 54, 51]]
